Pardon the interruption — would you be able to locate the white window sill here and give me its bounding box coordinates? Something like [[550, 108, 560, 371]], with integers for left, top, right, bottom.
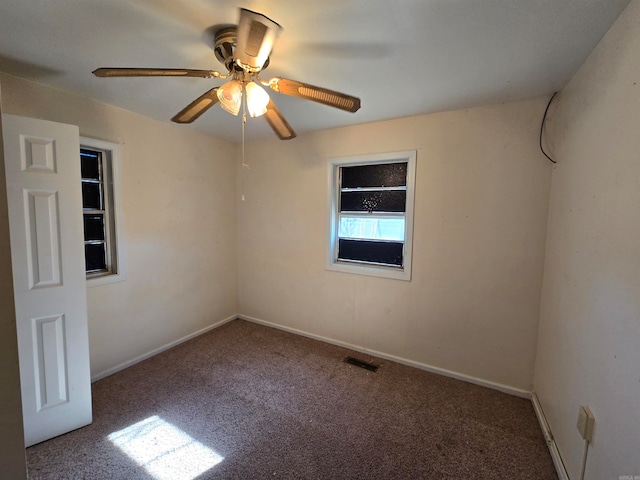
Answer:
[[87, 271, 127, 287], [326, 260, 411, 281]]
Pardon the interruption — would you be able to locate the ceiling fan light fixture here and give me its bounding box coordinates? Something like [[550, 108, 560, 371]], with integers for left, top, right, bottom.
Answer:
[[245, 82, 270, 117], [217, 79, 243, 116]]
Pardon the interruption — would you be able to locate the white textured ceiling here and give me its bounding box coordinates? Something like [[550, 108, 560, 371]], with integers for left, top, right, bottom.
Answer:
[[0, 0, 631, 143]]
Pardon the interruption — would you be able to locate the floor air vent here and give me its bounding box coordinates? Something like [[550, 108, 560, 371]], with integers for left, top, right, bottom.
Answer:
[[344, 356, 379, 372]]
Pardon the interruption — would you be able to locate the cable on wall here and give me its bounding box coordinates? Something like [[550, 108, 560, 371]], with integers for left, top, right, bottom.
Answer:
[[540, 92, 558, 164], [579, 439, 589, 480]]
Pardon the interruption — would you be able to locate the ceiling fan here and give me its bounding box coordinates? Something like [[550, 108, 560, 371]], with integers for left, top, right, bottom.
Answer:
[[92, 8, 361, 140]]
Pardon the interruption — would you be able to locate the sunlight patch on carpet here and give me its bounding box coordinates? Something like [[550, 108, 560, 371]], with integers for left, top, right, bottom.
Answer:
[[108, 415, 223, 480]]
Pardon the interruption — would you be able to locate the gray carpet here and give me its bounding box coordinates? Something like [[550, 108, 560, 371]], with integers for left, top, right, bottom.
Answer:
[[27, 319, 558, 479]]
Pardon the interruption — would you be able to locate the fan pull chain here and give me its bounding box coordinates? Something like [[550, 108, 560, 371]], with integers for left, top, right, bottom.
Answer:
[[240, 90, 249, 201]]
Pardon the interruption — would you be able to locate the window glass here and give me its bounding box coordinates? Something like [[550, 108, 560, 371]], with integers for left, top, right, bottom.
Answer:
[[85, 243, 107, 272], [81, 152, 100, 179], [338, 217, 405, 241], [83, 214, 106, 241], [81, 182, 102, 210], [338, 239, 404, 266], [341, 162, 407, 188], [81, 149, 108, 274], [338, 162, 407, 266], [340, 190, 406, 212]]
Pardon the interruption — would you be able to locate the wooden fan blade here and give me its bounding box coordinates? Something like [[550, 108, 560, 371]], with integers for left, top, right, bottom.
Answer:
[[269, 78, 361, 113], [171, 87, 220, 124], [93, 68, 216, 78], [264, 99, 296, 140], [235, 9, 281, 71]]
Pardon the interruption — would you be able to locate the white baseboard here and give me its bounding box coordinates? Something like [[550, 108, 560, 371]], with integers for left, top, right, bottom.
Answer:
[[532, 392, 570, 480], [238, 314, 531, 399], [91, 314, 236, 382]]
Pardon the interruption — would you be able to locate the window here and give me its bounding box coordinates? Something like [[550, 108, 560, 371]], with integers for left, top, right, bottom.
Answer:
[[327, 151, 416, 281], [80, 137, 125, 286]]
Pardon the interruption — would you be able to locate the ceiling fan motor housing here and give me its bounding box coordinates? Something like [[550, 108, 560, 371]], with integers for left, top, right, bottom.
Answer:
[[213, 27, 239, 71], [213, 9, 280, 74], [214, 27, 271, 73]]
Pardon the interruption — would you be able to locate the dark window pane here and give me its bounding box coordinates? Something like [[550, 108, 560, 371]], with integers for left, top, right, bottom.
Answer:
[[80, 150, 101, 180], [340, 190, 406, 212], [341, 162, 407, 188], [83, 214, 105, 241], [82, 182, 102, 210], [85, 243, 106, 272], [338, 239, 403, 266]]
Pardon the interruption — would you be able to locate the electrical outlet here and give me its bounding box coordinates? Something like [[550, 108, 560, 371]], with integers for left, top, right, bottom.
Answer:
[[577, 405, 595, 442]]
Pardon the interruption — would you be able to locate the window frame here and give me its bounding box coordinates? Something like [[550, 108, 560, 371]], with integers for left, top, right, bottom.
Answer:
[[327, 150, 416, 281], [80, 136, 126, 287]]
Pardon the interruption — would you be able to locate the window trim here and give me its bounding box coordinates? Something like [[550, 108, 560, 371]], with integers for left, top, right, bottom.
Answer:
[[80, 136, 126, 287], [326, 150, 416, 281]]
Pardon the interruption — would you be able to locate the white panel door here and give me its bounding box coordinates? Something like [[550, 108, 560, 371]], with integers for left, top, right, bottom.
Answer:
[[2, 114, 92, 447]]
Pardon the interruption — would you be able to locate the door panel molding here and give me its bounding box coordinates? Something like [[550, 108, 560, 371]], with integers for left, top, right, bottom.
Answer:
[[21, 135, 57, 173], [24, 189, 62, 288], [33, 313, 68, 411]]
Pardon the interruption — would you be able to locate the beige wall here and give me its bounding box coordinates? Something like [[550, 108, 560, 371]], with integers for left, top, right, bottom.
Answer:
[[238, 98, 552, 391], [0, 84, 27, 478], [535, 0, 640, 478], [0, 73, 238, 378]]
